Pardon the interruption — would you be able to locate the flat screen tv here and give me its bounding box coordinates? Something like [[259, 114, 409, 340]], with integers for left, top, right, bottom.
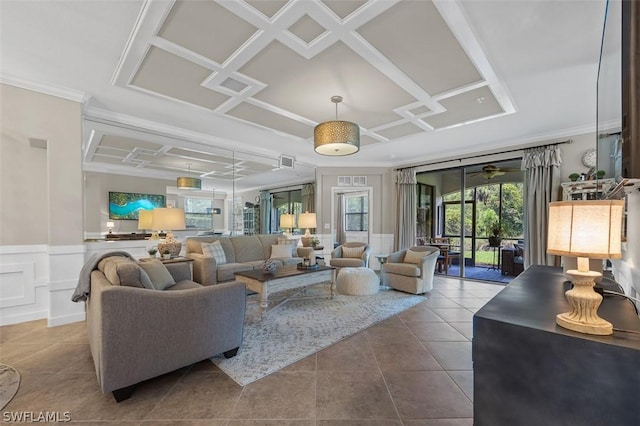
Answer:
[[108, 191, 166, 220]]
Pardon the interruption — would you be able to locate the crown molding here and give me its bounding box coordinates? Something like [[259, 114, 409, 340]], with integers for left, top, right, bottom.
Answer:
[[0, 74, 88, 103], [391, 121, 605, 170]]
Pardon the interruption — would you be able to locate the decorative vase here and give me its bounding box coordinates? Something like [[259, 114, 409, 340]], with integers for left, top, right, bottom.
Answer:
[[262, 259, 277, 273]]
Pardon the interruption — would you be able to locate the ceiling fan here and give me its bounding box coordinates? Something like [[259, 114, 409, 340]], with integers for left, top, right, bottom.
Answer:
[[468, 164, 520, 179]]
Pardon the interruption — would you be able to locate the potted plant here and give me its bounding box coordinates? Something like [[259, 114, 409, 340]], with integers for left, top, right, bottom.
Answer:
[[569, 173, 580, 182], [488, 222, 502, 247], [147, 246, 158, 258], [161, 248, 171, 260], [310, 237, 320, 247], [596, 169, 606, 179]]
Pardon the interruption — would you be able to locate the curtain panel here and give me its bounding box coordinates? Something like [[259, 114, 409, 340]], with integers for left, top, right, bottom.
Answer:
[[335, 193, 345, 245], [521, 145, 563, 267], [302, 183, 315, 213], [395, 168, 417, 250], [259, 191, 272, 234]]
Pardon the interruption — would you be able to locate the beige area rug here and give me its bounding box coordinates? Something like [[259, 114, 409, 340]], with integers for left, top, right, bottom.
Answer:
[[0, 364, 20, 410], [211, 284, 425, 386]]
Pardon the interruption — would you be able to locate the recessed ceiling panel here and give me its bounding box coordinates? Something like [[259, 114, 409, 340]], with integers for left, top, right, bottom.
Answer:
[[423, 86, 503, 129], [376, 122, 423, 140], [246, 0, 289, 19], [321, 0, 366, 19], [132, 46, 229, 110], [288, 14, 326, 44], [99, 135, 161, 152], [239, 41, 415, 128], [159, 0, 258, 64], [227, 101, 313, 138], [358, 0, 482, 95], [360, 135, 380, 146]]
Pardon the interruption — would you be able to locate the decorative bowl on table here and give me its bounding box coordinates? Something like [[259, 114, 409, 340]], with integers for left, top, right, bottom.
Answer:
[[262, 259, 277, 273]]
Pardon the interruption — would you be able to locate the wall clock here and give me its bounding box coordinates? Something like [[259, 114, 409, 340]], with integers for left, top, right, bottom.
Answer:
[[581, 149, 597, 168]]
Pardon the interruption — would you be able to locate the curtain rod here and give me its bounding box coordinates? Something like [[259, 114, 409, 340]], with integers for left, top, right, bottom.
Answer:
[[395, 139, 573, 171]]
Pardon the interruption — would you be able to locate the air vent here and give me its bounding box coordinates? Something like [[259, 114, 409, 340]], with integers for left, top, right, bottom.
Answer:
[[338, 176, 352, 186], [353, 176, 367, 186], [279, 155, 295, 169]]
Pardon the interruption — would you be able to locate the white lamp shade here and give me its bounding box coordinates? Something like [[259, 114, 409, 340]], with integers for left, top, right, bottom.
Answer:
[[151, 208, 186, 231], [137, 209, 153, 229], [106, 221, 115, 228], [547, 200, 624, 259], [298, 212, 317, 229], [280, 213, 295, 229]]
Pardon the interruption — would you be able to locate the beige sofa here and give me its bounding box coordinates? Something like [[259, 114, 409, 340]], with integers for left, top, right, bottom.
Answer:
[[86, 256, 246, 402], [186, 235, 310, 285]]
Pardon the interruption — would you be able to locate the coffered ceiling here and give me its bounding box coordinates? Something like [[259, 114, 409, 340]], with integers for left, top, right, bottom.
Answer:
[[0, 0, 614, 193]]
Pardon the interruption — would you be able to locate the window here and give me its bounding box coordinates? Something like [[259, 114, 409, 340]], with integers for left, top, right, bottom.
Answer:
[[270, 189, 302, 233], [345, 194, 368, 231], [184, 197, 213, 229]]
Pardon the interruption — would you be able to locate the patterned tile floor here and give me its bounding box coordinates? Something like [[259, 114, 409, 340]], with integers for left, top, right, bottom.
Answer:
[[0, 276, 505, 425]]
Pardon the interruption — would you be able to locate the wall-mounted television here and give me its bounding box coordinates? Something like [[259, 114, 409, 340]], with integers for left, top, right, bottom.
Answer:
[[108, 191, 166, 220]]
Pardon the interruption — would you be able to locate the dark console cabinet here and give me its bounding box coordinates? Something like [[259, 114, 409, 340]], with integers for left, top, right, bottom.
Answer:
[[473, 265, 640, 426]]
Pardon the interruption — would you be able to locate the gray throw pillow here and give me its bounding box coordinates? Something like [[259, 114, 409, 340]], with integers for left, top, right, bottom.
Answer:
[[138, 260, 176, 290]]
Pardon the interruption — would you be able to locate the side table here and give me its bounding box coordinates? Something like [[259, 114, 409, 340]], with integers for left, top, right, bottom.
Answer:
[[374, 254, 388, 269]]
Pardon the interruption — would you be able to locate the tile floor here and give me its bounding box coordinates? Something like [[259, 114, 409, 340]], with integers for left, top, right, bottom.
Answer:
[[0, 276, 505, 425]]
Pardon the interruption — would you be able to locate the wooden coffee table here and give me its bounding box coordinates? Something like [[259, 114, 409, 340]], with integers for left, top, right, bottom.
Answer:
[[234, 265, 336, 318]]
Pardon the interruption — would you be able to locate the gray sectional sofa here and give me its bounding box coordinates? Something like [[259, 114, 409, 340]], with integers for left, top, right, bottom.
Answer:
[[86, 255, 246, 401], [186, 234, 312, 285]]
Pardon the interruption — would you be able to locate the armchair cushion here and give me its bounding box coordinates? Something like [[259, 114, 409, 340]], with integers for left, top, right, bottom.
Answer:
[[404, 249, 427, 265], [383, 263, 421, 277], [98, 257, 154, 289], [138, 260, 176, 290], [342, 245, 365, 258]]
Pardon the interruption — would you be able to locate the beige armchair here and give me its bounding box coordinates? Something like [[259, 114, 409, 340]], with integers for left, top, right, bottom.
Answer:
[[329, 242, 371, 269], [381, 246, 439, 294]]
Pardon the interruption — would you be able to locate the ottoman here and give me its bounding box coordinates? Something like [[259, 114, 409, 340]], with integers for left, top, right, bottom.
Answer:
[[336, 267, 380, 295]]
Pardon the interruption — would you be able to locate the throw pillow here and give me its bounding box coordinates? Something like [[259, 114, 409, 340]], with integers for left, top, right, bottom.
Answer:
[[404, 249, 426, 265], [101, 257, 154, 289], [270, 244, 293, 259], [138, 260, 176, 290], [278, 237, 300, 257], [342, 246, 364, 258], [201, 241, 227, 265]]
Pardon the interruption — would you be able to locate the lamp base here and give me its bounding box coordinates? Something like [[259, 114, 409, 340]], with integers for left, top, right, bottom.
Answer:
[[158, 241, 182, 257], [556, 269, 613, 335]]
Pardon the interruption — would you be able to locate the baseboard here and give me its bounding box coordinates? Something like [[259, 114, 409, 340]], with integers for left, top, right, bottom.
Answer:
[[0, 310, 47, 327], [48, 311, 86, 327]]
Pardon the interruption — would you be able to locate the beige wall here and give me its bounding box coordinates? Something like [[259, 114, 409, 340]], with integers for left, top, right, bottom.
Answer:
[[0, 84, 82, 246], [317, 167, 394, 235], [84, 172, 175, 235]]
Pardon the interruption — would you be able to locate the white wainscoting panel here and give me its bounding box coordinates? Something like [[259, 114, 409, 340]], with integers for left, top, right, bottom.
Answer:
[[48, 245, 86, 327], [0, 245, 49, 326]]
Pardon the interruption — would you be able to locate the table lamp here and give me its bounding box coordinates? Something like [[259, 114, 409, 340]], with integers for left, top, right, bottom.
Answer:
[[152, 207, 186, 257], [137, 209, 159, 239], [280, 213, 295, 236], [299, 211, 317, 247], [547, 200, 624, 335]]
